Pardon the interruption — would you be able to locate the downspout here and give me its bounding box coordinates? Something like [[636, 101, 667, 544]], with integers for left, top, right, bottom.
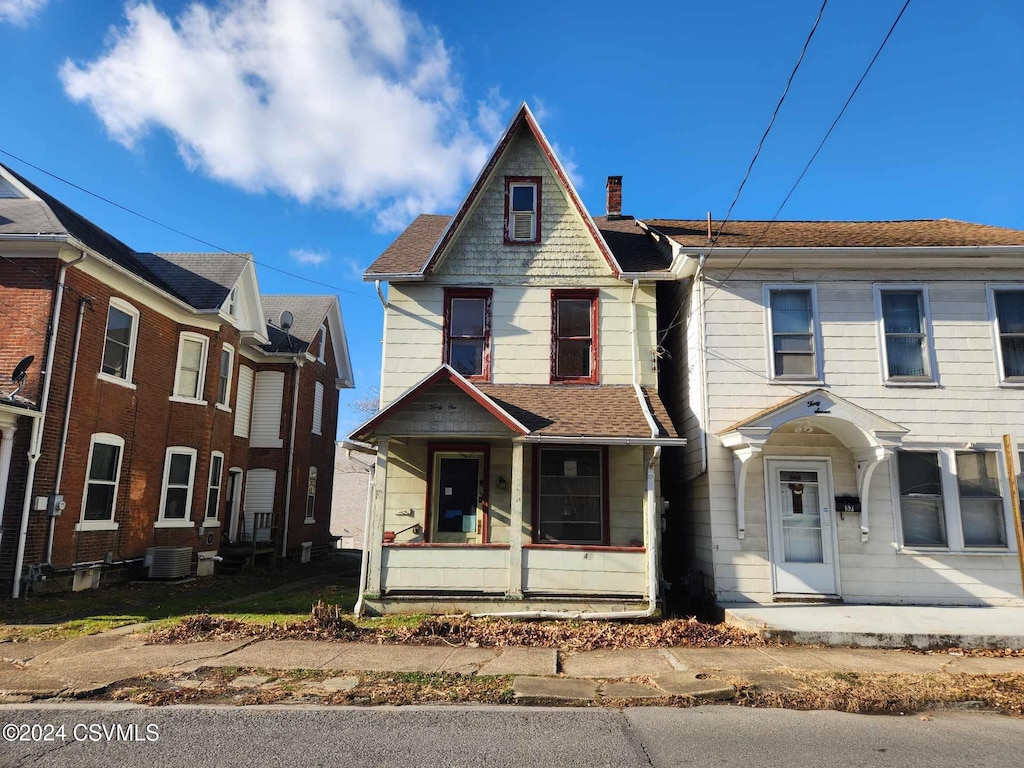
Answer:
[[280, 360, 302, 558], [473, 279, 661, 621], [12, 251, 85, 597], [353, 455, 376, 617], [695, 255, 710, 475], [46, 295, 93, 564]]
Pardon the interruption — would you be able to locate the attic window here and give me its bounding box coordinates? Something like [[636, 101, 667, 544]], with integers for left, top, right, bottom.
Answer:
[[505, 177, 540, 244]]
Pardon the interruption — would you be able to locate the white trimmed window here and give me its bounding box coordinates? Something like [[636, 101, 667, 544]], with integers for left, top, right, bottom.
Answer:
[[988, 287, 1024, 384], [317, 324, 327, 363], [205, 452, 224, 520], [99, 298, 139, 386], [895, 449, 1012, 551], [234, 365, 254, 438], [765, 285, 821, 381], [305, 466, 317, 523], [312, 381, 324, 436], [874, 286, 937, 384], [157, 447, 197, 526], [77, 433, 124, 530], [216, 344, 234, 409], [505, 177, 540, 243], [172, 332, 209, 402], [226, 286, 238, 317]]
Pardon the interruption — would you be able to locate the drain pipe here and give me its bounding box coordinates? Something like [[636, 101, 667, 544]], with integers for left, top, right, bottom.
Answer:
[[280, 360, 302, 559], [12, 251, 85, 597], [473, 279, 661, 621], [46, 295, 93, 564], [353, 455, 376, 617]]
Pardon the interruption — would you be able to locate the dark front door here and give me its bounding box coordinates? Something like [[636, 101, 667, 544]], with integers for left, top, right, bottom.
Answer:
[[431, 452, 484, 543]]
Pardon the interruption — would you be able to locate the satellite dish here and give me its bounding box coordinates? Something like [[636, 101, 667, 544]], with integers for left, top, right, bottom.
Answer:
[[11, 355, 34, 383], [279, 311, 294, 332]]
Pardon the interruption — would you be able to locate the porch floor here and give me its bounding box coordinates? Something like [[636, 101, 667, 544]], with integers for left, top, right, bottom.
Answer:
[[721, 602, 1024, 649]]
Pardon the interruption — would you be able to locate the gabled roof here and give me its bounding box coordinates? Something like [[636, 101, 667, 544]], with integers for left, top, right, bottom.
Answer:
[[350, 366, 530, 441], [647, 219, 1024, 249], [134, 251, 248, 312], [364, 104, 624, 280], [593, 216, 672, 273], [260, 294, 355, 387]]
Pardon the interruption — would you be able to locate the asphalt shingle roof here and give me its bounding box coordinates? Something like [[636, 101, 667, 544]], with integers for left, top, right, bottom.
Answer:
[[366, 214, 449, 276], [260, 294, 334, 353], [593, 216, 671, 272], [134, 252, 247, 311]]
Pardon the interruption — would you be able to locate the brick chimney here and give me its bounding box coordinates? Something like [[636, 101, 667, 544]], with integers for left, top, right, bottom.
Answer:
[[606, 176, 622, 218]]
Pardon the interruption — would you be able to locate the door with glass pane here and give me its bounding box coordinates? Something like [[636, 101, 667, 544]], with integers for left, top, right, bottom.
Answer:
[[430, 451, 485, 544], [766, 459, 839, 595]]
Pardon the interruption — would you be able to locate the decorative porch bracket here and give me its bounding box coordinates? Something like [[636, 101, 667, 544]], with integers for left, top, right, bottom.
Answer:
[[732, 444, 764, 540], [853, 446, 894, 543]]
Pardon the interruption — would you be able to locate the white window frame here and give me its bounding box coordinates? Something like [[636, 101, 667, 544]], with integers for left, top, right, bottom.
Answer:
[[763, 284, 824, 384], [216, 343, 234, 411], [156, 446, 198, 527], [75, 433, 124, 532], [986, 284, 1024, 387], [508, 181, 538, 242], [891, 446, 1016, 554], [226, 286, 238, 317], [205, 451, 224, 520], [170, 332, 210, 404], [98, 298, 140, 390], [304, 466, 317, 523], [312, 381, 324, 436], [316, 324, 327, 364], [872, 284, 939, 386]]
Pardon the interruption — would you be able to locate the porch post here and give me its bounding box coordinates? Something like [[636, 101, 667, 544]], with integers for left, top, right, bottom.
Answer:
[[854, 447, 893, 543], [0, 424, 17, 551], [507, 441, 524, 599], [732, 445, 763, 540], [364, 437, 389, 597]]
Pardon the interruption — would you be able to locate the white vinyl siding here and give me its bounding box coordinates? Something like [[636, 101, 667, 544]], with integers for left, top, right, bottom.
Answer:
[[250, 370, 284, 448], [312, 381, 324, 435], [234, 365, 254, 438], [243, 468, 276, 541]]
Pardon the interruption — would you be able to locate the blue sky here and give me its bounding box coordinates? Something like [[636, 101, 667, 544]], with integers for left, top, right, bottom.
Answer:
[[2, 0, 1022, 436]]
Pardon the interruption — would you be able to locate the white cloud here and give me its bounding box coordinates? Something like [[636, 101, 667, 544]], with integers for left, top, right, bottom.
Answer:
[[289, 248, 330, 267], [60, 0, 496, 230], [0, 0, 48, 25]]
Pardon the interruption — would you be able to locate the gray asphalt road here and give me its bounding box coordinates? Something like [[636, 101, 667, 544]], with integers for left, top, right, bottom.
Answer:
[[0, 704, 1021, 768]]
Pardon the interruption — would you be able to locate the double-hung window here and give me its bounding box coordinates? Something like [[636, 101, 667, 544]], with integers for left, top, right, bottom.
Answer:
[[505, 176, 540, 244], [443, 288, 491, 380], [551, 289, 598, 383], [172, 332, 209, 402], [766, 286, 820, 381], [205, 452, 224, 520], [896, 449, 1011, 550], [312, 381, 324, 435], [876, 287, 936, 383], [305, 466, 317, 523], [78, 433, 124, 530], [158, 447, 197, 526], [100, 299, 139, 386], [536, 447, 605, 544], [216, 344, 234, 409], [990, 289, 1024, 383]]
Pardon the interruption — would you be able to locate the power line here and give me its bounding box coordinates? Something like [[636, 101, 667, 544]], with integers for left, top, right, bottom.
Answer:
[[0, 148, 376, 301], [658, 0, 912, 344]]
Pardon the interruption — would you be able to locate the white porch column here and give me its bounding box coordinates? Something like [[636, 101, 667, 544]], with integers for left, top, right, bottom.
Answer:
[[0, 423, 17, 551], [364, 437, 389, 597], [507, 441, 524, 599], [854, 446, 893, 543], [732, 445, 763, 540]]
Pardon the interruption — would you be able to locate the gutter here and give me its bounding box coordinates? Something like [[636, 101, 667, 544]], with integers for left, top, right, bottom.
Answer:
[[12, 250, 85, 597], [280, 360, 302, 558], [46, 294, 93, 564]]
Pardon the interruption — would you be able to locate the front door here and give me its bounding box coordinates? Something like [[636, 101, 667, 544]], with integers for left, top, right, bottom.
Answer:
[[430, 450, 485, 543], [766, 459, 839, 596]]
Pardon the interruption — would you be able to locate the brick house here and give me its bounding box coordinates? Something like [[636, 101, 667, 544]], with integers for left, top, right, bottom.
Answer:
[[0, 164, 353, 596], [351, 104, 684, 616]]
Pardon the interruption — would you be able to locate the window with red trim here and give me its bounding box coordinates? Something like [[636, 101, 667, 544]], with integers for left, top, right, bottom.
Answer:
[[443, 288, 491, 380], [504, 176, 541, 244], [551, 289, 598, 383]]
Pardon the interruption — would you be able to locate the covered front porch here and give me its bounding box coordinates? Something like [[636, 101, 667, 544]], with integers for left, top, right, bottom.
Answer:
[[350, 366, 683, 615]]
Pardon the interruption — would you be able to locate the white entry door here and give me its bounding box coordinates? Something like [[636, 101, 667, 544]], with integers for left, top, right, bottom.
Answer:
[[766, 459, 839, 596]]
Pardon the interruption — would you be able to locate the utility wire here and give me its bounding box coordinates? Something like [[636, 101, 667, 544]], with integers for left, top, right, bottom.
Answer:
[[658, 0, 912, 344], [0, 148, 376, 301]]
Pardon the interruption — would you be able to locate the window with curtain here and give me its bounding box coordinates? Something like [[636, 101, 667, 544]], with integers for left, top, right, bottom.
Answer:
[[769, 289, 816, 379], [880, 290, 931, 380], [956, 452, 1007, 547], [897, 451, 947, 547], [994, 291, 1024, 381]]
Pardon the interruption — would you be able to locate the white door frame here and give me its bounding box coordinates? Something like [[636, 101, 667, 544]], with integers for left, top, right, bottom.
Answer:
[[226, 468, 244, 543], [764, 456, 841, 597]]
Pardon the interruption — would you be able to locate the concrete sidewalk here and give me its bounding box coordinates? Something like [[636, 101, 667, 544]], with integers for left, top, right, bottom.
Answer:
[[2, 630, 1023, 704]]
